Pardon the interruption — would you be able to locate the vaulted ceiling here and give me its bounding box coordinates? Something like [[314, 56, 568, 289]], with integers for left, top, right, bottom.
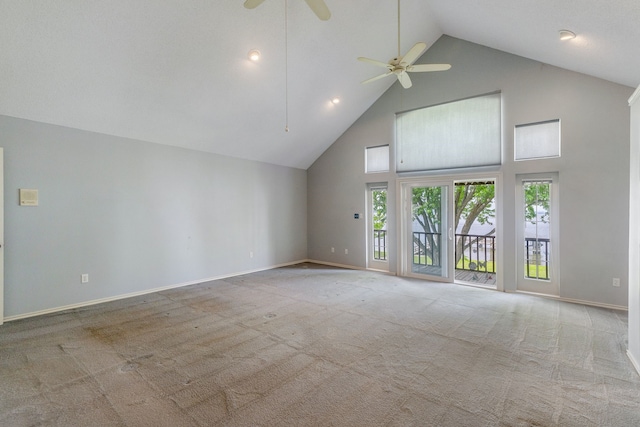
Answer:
[[1, 1, 639, 169]]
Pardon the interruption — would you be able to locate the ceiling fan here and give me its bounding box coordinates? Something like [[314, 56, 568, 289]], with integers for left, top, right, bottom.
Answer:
[[357, 0, 450, 89], [243, 0, 331, 21]]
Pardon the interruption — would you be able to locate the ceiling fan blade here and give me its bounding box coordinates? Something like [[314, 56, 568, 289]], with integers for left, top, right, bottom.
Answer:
[[244, 0, 265, 9], [358, 57, 392, 69], [407, 63, 452, 73], [305, 0, 331, 20], [397, 71, 412, 89], [400, 42, 427, 66], [362, 72, 393, 85]]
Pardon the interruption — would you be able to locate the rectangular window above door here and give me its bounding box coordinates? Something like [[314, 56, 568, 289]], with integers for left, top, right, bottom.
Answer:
[[396, 92, 502, 172]]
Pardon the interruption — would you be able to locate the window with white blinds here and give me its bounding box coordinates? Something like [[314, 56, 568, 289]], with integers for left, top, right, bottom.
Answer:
[[365, 145, 390, 173], [515, 119, 561, 161], [396, 92, 502, 172]]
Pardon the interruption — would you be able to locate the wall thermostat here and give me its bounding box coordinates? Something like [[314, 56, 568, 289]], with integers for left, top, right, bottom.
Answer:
[[19, 189, 39, 206]]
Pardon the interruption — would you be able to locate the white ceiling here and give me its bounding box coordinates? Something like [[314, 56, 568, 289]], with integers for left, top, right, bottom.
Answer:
[[1, 0, 639, 169]]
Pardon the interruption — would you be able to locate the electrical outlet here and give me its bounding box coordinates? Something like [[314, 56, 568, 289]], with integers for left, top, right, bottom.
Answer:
[[345, 249, 348, 254], [250, 251, 253, 258], [81, 274, 89, 284], [613, 278, 620, 287], [331, 247, 335, 253]]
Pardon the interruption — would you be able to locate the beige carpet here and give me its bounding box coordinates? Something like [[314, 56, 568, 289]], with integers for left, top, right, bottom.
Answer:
[[1, 263, 639, 426]]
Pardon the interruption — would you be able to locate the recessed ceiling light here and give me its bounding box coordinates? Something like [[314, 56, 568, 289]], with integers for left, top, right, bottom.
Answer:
[[559, 30, 576, 41], [331, 97, 340, 104], [248, 49, 261, 61]]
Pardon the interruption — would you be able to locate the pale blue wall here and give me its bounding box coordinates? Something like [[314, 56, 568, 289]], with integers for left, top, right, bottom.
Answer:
[[1, 115, 307, 318]]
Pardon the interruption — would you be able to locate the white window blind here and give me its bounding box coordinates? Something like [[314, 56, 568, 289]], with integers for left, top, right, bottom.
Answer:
[[396, 92, 502, 172], [365, 145, 390, 173], [515, 119, 561, 161]]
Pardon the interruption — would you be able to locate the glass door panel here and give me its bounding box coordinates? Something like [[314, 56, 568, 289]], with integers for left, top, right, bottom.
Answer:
[[453, 181, 497, 287], [409, 184, 451, 280], [399, 175, 499, 288]]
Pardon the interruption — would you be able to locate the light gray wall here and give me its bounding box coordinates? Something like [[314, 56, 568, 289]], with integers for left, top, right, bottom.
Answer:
[[1, 115, 307, 318], [308, 35, 633, 308]]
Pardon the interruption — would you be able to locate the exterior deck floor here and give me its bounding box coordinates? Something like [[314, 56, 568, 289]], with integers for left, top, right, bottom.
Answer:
[[412, 264, 497, 287]]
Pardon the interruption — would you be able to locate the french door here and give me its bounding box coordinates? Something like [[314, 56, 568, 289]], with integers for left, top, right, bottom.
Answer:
[[399, 180, 454, 282], [398, 175, 499, 287]]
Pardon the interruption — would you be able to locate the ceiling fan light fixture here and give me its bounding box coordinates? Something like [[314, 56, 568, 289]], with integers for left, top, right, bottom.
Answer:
[[356, 0, 450, 89], [559, 30, 576, 41], [248, 49, 261, 61]]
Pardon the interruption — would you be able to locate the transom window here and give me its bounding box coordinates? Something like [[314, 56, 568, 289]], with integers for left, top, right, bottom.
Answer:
[[515, 119, 561, 161], [365, 145, 390, 173], [396, 92, 502, 172]]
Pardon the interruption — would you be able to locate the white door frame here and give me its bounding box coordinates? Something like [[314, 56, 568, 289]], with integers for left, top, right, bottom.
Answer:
[[515, 173, 560, 296], [398, 179, 454, 282], [366, 183, 389, 271], [397, 171, 502, 290]]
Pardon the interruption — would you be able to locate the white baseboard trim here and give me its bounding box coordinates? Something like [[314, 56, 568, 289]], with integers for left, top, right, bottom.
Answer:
[[305, 259, 398, 275], [559, 297, 627, 311], [627, 350, 640, 377], [515, 290, 627, 311], [298, 259, 398, 276], [306, 262, 627, 310], [3, 259, 307, 323], [303, 259, 366, 271]]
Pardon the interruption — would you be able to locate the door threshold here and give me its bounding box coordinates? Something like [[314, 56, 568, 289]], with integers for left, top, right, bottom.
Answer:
[[454, 280, 497, 290]]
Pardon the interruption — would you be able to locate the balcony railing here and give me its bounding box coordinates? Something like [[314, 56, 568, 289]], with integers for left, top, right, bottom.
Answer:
[[373, 229, 387, 260], [413, 232, 441, 267], [525, 237, 550, 280], [456, 234, 496, 273], [411, 232, 496, 274], [378, 227, 551, 282]]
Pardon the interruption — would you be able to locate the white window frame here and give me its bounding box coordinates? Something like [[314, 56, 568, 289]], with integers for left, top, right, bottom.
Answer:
[[395, 92, 502, 173], [514, 119, 561, 161], [365, 145, 390, 174]]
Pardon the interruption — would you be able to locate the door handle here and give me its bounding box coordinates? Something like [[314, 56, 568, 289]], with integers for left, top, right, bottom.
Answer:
[[449, 227, 453, 240]]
